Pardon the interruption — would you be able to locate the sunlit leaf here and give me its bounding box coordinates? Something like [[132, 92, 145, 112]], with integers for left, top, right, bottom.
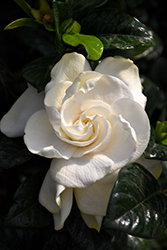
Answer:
[[155, 121, 167, 146], [103, 163, 167, 238], [30, 0, 54, 24], [62, 33, 103, 60], [4, 18, 41, 30]]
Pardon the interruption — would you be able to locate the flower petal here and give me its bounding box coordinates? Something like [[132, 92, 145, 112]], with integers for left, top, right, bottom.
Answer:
[[53, 187, 73, 230], [136, 155, 162, 179], [95, 56, 146, 108], [50, 154, 113, 188], [45, 52, 92, 92], [74, 170, 119, 216], [112, 98, 150, 163], [0, 85, 44, 137], [101, 114, 137, 173], [39, 171, 73, 230], [72, 75, 134, 107], [44, 81, 71, 132], [24, 110, 76, 159], [80, 213, 103, 232]]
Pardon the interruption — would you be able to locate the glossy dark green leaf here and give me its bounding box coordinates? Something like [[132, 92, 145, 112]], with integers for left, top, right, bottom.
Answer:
[[0, 133, 33, 169], [114, 231, 150, 250], [80, 9, 155, 54], [0, 224, 55, 250], [0, 60, 23, 112], [125, 0, 144, 8], [141, 75, 160, 117], [53, 1, 73, 24], [127, 235, 150, 250], [22, 53, 61, 90], [4, 18, 42, 30], [52, 0, 73, 53], [5, 172, 53, 228], [62, 33, 104, 60], [98, 33, 153, 50], [145, 127, 167, 160], [65, 200, 114, 250], [17, 27, 55, 55], [72, 0, 108, 11], [103, 163, 167, 238], [52, 2, 65, 53], [155, 121, 167, 146], [42, 228, 79, 250]]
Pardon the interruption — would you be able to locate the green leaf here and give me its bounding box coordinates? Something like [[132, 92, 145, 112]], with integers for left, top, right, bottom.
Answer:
[[60, 18, 81, 35], [125, 0, 144, 8], [141, 75, 160, 118], [52, 2, 65, 53], [65, 200, 114, 250], [13, 0, 33, 18], [99, 33, 154, 50], [62, 33, 104, 60], [22, 53, 61, 90], [145, 127, 167, 161], [0, 60, 24, 110], [65, 20, 81, 34], [17, 27, 55, 55], [72, 0, 108, 11], [0, 133, 33, 169], [102, 163, 167, 238], [155, 121, 167, 146], [80, 9, 155, 56], [52, 0, 73, 53], [5, 172, 53, 228], [53, 1, 73, 24], [4, 18, 42, 30], [114, 231, 150, 250]]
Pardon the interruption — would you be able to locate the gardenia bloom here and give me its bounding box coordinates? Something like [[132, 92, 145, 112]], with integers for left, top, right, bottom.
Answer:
[[0, 52, 161, 231]]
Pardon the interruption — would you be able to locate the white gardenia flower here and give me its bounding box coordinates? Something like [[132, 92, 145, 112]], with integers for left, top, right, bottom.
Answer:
[[0, 52, 160, 231]]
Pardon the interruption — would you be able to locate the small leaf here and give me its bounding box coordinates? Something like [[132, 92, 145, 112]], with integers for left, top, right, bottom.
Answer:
[[145, 127, 167, 160], [155, 121, 167, 146], [0, 133, 33, 169], [4, 18, 41, 30], [65, 20, 81, 34], [30, 0, 54, 24], [13, 0, 33, 18], [22, 53, 61, 90], [62, 33, 104, 60], [5, 172, 53, 228], [103, 163, 167, 238]]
